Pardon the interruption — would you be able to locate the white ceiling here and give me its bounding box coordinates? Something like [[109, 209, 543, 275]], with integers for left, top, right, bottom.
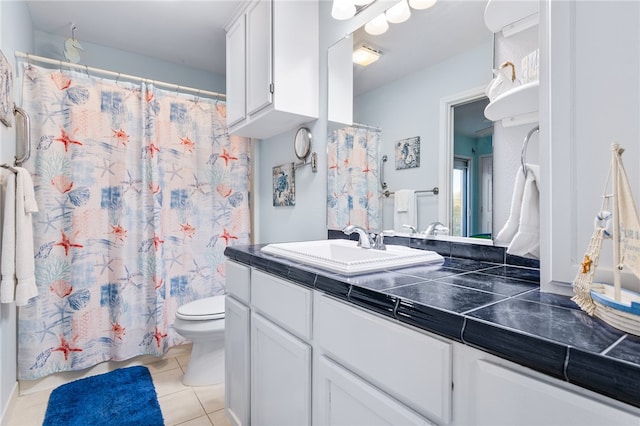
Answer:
[[25, 0, 243, 77], [352, 0, 490, 95]]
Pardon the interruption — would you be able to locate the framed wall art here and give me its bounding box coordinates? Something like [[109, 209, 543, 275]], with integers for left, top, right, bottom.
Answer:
[[395, 136, 420, 170], [273, 162, 295, 207], [0, 50, 13, 127]]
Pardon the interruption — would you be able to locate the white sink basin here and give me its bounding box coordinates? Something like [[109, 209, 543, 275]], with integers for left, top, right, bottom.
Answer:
[[261, 239, 444, 276]]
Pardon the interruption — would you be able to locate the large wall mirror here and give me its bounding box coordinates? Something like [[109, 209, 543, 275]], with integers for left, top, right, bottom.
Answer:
[[327, 0, 494, 243]]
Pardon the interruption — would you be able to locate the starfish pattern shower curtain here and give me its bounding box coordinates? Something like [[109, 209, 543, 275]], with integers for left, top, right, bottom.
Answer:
[[17, 64, 250, 380], [327, 126, 381, 231]]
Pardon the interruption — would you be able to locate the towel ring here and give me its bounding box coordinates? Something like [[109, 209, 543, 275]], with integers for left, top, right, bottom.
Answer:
[[521, 125, 539, 178]]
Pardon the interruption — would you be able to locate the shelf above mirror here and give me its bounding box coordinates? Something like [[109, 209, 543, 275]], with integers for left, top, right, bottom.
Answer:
[[484, 80, 539, 128], [484, 0, 539, 37]]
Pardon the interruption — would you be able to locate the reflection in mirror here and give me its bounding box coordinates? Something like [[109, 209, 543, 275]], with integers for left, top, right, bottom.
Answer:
[[451, 97, 493, 238], [327, 0, 493, 242]]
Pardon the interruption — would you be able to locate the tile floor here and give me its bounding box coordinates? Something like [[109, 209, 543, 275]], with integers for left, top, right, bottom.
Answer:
[[3, 351, 232, 426]]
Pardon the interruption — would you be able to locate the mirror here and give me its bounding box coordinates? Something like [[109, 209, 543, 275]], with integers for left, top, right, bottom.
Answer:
[[294, 127, 312, 160], [327, 0, 493, 242]]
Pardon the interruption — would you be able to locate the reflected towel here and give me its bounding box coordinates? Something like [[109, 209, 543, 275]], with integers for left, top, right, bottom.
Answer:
[[394, 190, 416, 232]]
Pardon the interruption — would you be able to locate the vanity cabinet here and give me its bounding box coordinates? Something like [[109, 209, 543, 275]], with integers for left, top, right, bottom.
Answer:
[[225, 0, 319, 139], [452, 344, 639, 425], [315, 355, 433, 425], [224, 260, 640, 425], [224, 261, 251, 426], [250, 269, 313, 425], [251, 313, 311, 425], [314, 292, 448, 425]]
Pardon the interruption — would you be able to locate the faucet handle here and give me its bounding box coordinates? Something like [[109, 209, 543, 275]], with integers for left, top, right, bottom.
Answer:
[[373, 232, 386, 250]]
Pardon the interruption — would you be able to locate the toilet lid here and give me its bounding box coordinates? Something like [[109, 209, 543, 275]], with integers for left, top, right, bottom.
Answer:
[[176, 296, 225, 320]]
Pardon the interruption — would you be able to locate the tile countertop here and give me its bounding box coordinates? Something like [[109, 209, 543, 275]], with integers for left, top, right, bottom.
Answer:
[[224, 236, 640, 410]]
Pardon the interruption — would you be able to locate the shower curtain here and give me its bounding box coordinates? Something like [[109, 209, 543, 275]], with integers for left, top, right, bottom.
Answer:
[[17, 64, 251, 380], [327, 126, 380, 231]]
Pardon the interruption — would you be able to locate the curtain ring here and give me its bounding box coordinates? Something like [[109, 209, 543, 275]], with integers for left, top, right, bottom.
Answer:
[[115, 72, 120, 86], [84, 65, 90, 78]]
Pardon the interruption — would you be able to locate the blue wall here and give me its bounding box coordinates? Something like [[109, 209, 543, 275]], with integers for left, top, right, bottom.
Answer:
[[0, 1, 33, 418]]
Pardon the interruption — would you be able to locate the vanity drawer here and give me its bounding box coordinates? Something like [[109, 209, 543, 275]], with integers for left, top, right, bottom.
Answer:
[[251, 270, 312, 341], [225, 260, 251, 304], [314, 293, 452, 424]]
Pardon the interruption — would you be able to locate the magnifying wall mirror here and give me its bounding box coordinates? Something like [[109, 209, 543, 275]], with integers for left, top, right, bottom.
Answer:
[[294, 127, 312, 160]]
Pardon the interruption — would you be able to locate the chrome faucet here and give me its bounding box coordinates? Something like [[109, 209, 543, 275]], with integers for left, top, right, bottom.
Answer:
[[342, 225, 388, 250], [424, 221, 449, 236], [402, 224, 418, 234], [342, 225, 373, 248]]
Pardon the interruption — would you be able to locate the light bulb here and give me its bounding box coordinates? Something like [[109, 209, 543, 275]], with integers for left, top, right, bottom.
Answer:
[[364, 13, 389, 35], [331, 0, 356, 20], [386, 0, 411, 24], [409, 0, 437, 10]]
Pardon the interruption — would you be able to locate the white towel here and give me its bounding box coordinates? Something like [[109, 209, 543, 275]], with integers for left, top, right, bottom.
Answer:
[[506, 164, 540, 259], [1, 172, 17, 303], [495, 166, 526, 245], [394, 189, 416, 232], [1, 168, 39, 306]]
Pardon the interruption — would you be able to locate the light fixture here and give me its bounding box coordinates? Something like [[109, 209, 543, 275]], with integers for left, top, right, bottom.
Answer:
[[364, 13, 389, 35], [385, 0, 411, 24], [408, 0, 437, 10], [352, 45, 382, 67], [331, 0, 356, 20]]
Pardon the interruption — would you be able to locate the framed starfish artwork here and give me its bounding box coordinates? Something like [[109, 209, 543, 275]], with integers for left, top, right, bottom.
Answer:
[[395, 136, 420, 170], [0, 50, 13, 127], [272, 163, 295, 207]]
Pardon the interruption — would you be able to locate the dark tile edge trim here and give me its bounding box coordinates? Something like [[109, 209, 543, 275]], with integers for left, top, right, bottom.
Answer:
[[463, 318, 567, 380], [566, 347, 640, 409]]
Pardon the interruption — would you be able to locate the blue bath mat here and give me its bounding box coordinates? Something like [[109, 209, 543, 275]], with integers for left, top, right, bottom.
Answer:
[[43, 365, 164, 426]]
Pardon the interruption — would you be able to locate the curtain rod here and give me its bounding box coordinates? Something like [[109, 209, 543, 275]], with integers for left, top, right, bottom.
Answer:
[[15, 51, 226, 101], [352, 122, 382, 132]]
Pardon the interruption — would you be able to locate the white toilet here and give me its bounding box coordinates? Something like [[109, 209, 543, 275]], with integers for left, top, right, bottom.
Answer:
[[173, 295, 225, 386]]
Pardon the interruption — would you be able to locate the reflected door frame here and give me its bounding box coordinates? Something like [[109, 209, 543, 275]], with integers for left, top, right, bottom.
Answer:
[[438, 85, 488, 235]]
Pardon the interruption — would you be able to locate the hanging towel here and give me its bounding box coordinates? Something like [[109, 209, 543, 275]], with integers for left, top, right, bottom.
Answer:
[[506, 164, 540, 259], [495, 166, 526, 245], [1, 168, 39, 306], [1, 172, 17, 303], [394, 189, 416, 232]]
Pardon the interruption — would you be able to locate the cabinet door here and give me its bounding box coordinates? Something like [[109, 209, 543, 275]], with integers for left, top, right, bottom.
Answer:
[[315, 355, 433, 426], [470, 360, 639, 425], [315, 293, 452, 424], [225, 296, 251, 426], [251, 312, 311, 425], [225, 15, 246, 128], [246, 0, 272, 116]]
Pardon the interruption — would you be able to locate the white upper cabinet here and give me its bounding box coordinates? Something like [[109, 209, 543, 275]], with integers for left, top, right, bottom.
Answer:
[[225, 0, 319, 139], [226, 15, 247, 128]]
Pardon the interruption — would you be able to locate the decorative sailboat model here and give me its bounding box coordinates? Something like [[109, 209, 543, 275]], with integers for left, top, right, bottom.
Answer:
[[573, 144, 640, 336]]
